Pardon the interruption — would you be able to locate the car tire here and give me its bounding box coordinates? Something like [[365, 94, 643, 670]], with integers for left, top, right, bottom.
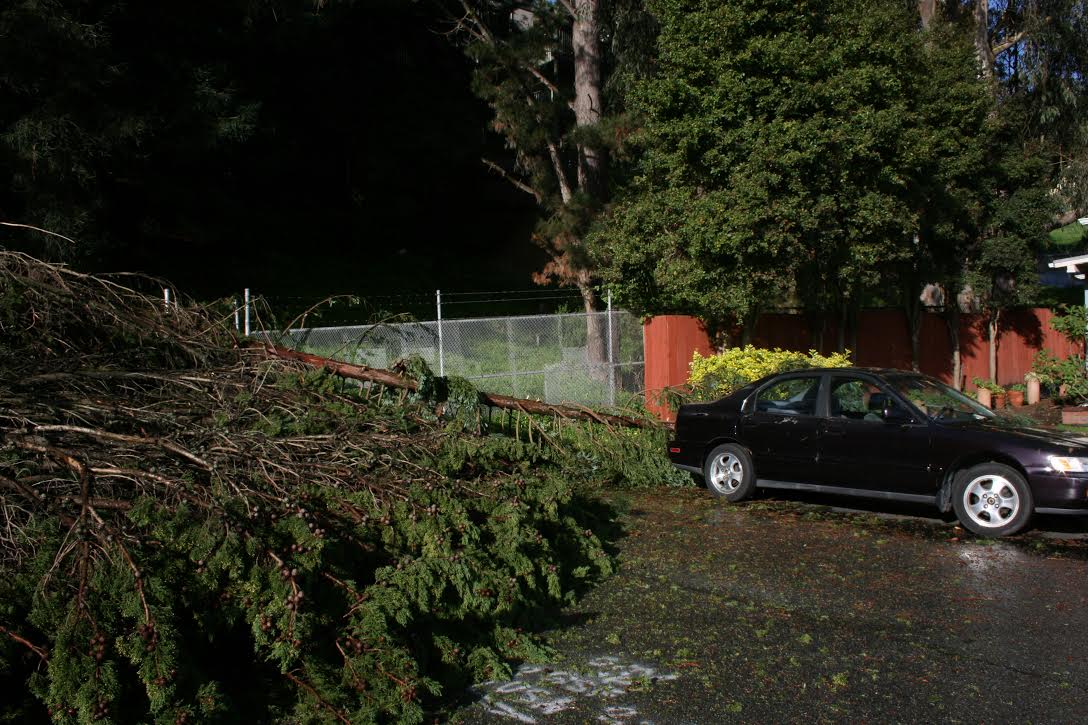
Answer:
[[951, 462, 1033, 538], [703, 443, 757, 502]]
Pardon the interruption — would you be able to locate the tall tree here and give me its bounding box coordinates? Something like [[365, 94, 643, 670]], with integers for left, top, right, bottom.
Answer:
[[589, 0, 923, 341], [973, 0, 1088, 221], [906, 13, 996, 385], [448, 0, 653, 359]]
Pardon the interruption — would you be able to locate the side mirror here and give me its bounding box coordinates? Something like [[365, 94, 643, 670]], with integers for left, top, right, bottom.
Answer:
[[883, 403, 913, 424]]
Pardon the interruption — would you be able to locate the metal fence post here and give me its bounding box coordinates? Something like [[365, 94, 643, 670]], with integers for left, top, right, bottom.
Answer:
[[163, 288, 171, 310], [506, 317, 519, 398], [606, 289, 615, 406], [436, 289, 445, 377], [244, 288, 251, 337]]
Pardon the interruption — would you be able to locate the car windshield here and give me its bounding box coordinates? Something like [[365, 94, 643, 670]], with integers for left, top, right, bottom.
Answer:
[[886, 376, 994, 421]]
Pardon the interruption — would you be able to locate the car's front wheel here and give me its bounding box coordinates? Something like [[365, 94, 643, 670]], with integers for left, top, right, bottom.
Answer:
[[703, 443, 756, 502], [952, 462, 1033, 537]]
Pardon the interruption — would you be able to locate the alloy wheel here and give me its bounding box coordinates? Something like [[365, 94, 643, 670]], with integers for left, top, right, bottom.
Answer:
[[962, 474, 1020, 529], [709, 453, 744, 495]]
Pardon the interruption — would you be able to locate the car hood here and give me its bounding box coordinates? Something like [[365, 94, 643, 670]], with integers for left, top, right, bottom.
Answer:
[[940, 419, 1088, 452]]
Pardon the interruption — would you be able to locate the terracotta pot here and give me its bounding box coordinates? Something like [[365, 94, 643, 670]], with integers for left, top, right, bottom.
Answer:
[[1008, 390, 1024, 407], [1026, 378, 1041, 405], [992, 393, 1006, 409], [976, 388, 992, 408]]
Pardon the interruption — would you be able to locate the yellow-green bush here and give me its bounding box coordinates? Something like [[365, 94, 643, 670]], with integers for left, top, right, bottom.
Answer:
[[687, 346, 852, 400]]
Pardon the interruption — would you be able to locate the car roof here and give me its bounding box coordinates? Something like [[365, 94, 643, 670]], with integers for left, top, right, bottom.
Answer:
[[782, 367, 924, 377]]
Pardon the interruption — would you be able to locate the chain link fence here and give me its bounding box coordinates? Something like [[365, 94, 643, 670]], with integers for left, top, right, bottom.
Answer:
[[261, 310, 645, 408]]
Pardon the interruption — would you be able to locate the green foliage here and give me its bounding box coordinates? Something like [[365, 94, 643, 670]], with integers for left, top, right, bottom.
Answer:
[[1033, 306, 1088, 402], [0, 371, 623, 724], [0, 258, 687, 724], [687, 346, 852, 401], [1032, 350, 1088, 402], [971, 377, 1006, 395], [1047, 304, 1088, 345], [1048, 222, 1087, 249], [590, 0, 928, 330]]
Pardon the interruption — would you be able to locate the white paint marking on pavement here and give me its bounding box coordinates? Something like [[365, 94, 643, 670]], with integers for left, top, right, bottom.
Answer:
[[476, 655, 677, 722]]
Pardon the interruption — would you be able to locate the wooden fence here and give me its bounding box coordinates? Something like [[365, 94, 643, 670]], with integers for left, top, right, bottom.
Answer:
[[644, 308, 1084, 421]]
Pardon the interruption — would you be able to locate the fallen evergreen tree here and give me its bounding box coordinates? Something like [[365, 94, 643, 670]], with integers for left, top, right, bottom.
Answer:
[[0, 253, 680, 724]]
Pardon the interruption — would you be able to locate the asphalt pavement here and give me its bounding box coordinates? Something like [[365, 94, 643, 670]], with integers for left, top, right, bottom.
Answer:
[[455, 488, 1088, 724]]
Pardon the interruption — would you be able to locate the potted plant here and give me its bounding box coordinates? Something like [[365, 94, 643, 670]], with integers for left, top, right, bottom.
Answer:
[[1008, 383, 1026, 407], [971, 377, 992, 408], [972, 378, 1006, 408]]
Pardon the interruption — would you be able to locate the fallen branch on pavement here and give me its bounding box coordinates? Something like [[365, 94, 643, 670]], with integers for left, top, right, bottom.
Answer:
[[260, 344, 661, 429]]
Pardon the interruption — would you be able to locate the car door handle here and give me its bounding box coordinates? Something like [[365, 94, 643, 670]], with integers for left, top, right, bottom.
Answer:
[[775, 417, 798, 425]]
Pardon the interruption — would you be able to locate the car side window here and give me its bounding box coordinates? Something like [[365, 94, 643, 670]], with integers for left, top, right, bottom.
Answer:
[[754, 377, 820, 416], [829, 377, 905, 423], [830, 378, 881, 422]]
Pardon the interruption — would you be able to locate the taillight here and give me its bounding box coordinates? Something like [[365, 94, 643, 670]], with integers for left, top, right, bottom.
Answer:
[[669, 447, 681, 453]]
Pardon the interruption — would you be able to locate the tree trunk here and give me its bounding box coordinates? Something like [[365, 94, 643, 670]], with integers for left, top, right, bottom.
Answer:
[[848, 300, 859, 362], [905, 286, 922, 372], [974, 0, 994, 80], [944, 291, 962, 390], [572, 0, 605, 199], [261, 344, 658, 428], [576, 274, 606, 364], [811, 312, 826, 353], [988, 308, 1000, 382], [740, 305, 760, 347], [837, 300, 848, 353], [918, 0, 937, 30]]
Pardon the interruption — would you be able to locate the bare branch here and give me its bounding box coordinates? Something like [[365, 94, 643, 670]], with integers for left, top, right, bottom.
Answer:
[[547, 143, 573, 204], [992, 30, 1027, 58], [0, 221, 77, 245], [0, 624, 48, 663], [481, 158, 542, 202]]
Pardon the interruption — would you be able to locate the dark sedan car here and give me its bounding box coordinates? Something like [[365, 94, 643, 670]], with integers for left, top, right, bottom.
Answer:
[[668, 368, 1088, 537]]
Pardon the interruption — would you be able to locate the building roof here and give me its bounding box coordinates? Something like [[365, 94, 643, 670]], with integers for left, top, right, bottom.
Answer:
[[1048, 252, 1088, 280]]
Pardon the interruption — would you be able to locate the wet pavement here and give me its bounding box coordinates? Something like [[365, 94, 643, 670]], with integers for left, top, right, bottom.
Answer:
[[455, 489, 1088, 724]]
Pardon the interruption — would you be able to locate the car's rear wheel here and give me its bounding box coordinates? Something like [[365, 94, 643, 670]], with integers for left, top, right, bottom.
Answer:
[[703, 443, 756, 502], [952, 462, 1033, 537]]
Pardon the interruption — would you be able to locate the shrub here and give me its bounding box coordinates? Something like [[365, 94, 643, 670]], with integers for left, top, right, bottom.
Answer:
[[1032, 350, 1088, 402], [971, 377, 1006, 394], [687, 346, 852, 401]]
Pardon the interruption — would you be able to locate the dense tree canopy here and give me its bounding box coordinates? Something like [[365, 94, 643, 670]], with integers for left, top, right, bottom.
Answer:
[[590, 0, 1084, 353], [589, 0, 935, 334]]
